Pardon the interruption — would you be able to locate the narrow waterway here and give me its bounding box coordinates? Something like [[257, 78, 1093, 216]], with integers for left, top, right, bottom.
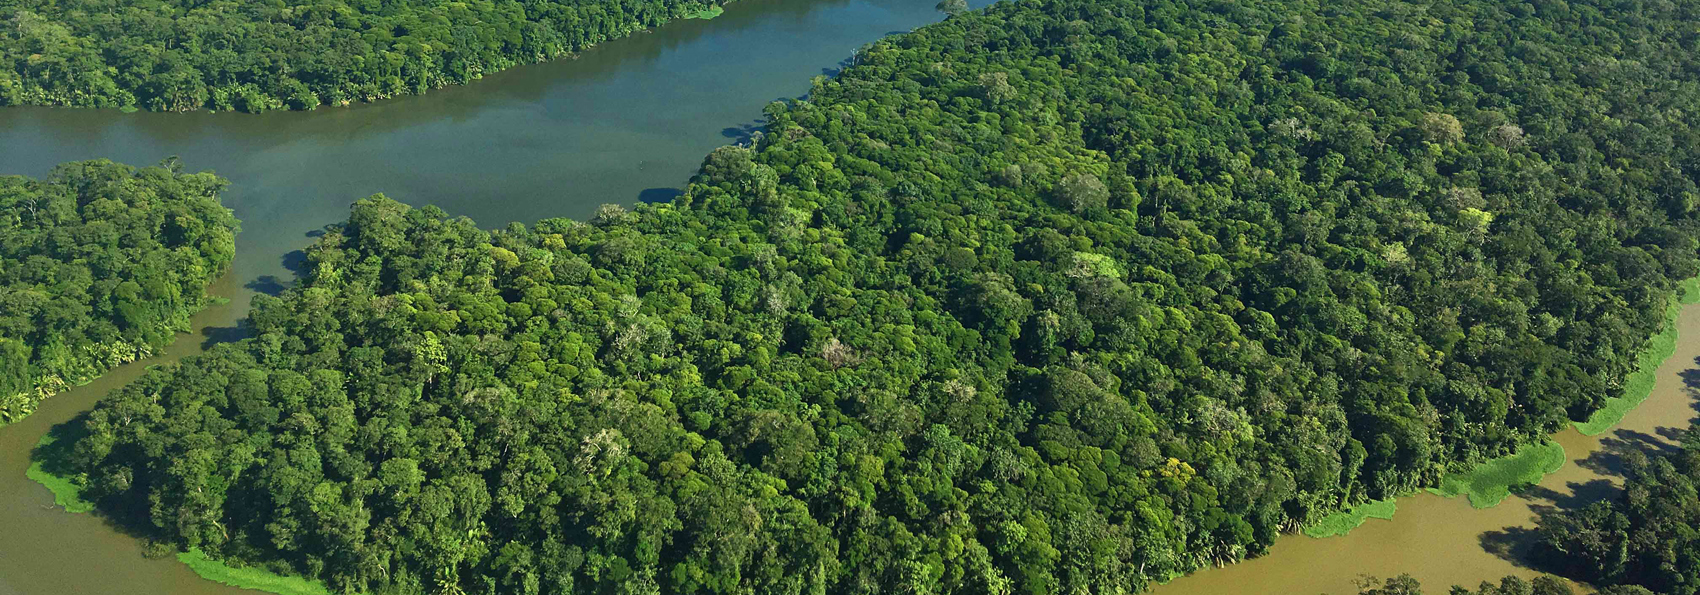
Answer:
[[1, 0, 1692, 592], [0, 0, 983, 592], [0, 277, 247, 595], [0, 0, 975, 331], [1152, 304, 1700, 595]]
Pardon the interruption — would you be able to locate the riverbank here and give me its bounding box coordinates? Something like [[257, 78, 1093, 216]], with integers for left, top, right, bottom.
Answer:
[[1290, 281, 1698, 553], [1152, 300, 1700, 595], [176, 549, 333, 595], [0, 0, 743, 113], [0, 275, 252, 595], [0, 2, 986, 594]]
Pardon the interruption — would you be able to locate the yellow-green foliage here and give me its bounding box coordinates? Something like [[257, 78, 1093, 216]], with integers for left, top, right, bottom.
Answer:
[[1430, 440, 1566, 508], [1304, 498, 1397, 538], [25, 433, 93, 514], [1576, 277, 1700, 435], [177, 549, 334, 595]]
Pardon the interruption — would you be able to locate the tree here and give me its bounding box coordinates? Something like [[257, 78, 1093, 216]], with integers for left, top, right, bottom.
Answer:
[[52, 1, 1700, 593], [0, 0, 741, 111], [1054, 173, 1109, 213], [1421, 112, 1465, 145], [0, 160, 237, 424]]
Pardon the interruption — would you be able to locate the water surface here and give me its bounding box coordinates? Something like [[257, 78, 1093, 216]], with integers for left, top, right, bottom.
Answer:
[[0, 0, 963, 323], [4, 0, 1685, 592], [0, 0, 977, 592], [1152, 305, 1700, 595]]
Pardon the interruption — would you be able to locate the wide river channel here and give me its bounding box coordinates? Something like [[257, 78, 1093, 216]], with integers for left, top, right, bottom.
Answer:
[[3, 1, 1698, 593]]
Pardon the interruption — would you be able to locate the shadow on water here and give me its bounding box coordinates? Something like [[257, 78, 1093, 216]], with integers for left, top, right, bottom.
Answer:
[[638, 188, 685, 203], [244, 276, 288, 296], [722, 123, 763, 139], [199, 323, 251, 350], [719, 91, 813, 144], [1517, 479, 1620, 511], [242, 248, 309, 296], [1472, 354, 1700, 577], [282, 248, 310, 277], [1478, 525, 1547, 572], [1576, 429, 1683, 477], [33, 413, 178, 546], [1681, 364, 1700, 419], [821, 54, 861, 77]]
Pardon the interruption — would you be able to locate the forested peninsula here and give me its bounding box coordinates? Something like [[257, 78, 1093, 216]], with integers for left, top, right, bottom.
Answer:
[[1356, 574, 1651, 595], [1539, 426, 1700, 595], [1362, 424, 1700, 595], [0, 160, 237, 424], [44, 0, 1700, 593], [0, 0, 733, 112]]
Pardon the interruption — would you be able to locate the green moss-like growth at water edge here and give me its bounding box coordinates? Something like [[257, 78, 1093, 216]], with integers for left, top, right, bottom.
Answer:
[[683, 5, 724, 19], [1576, 277, 1700, 436], [1311, 277, 1698, 535], [1304, 498, 1398, 538], [30, 423, 326, 595], [25, 433, 93, 514], [177, 549, 335, 595], [1430, 441, 1567, 508], [38, 0, 1700, 591]]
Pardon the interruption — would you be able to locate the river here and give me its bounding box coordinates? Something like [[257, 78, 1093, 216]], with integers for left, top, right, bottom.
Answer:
[[0, 0, 970, 332], [1151, 304, 1700, 595], [0, 0, 982, 592], [1, 0, 1695, 592]]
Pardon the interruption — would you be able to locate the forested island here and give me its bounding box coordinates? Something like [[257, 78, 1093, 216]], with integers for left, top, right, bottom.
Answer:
[[0, 160, 237, 425], [0, 0, 733, 112], [33, 0, 1700, 593]]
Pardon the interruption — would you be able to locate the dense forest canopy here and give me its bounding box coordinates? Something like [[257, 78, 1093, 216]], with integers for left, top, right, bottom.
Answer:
[[1355, 574, 1651, 595], [53, 0, 1700, 593], [0, 159, 237, 424], [1539, 428, 1700, 595], [0, 0, 733, 112]]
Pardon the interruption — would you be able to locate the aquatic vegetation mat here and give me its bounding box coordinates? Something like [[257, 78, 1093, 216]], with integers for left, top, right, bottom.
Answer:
[[28, 422, 329, 594], [1304, 498, 1398, 538], [177, 549, 334, 595], [1576, 277, 1700, 435], [684, 5, 724, 19], [1430, 440, 1566, 508], [34, 0, 1700, 592], [25, 431, 93, 514]]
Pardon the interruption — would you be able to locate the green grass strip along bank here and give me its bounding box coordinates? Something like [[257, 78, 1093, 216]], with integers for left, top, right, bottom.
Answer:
[[1576, 277, 1700, 435], [178, 549, 336, 595], [30, 428, 330, 595], [25, 433, 94, 514], [1304, 498, 1398, 538], [1429, 440, 1566, 508]]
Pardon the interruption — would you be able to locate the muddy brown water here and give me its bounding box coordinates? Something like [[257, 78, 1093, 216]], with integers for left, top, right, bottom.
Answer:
[[0, 275, 245, 595], [0, 0, 1692, 591], [9, 290, 1691, 595], [1152, 304, 1700, 595]]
